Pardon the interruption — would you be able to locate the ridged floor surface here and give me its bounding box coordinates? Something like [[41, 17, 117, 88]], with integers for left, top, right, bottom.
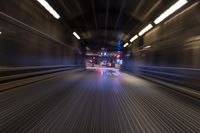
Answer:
[[0, 69, 199, 133]]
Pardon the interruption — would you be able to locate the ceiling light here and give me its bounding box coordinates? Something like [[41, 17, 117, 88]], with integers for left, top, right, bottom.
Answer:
[[138, 24, 153, 36], [144, 45, 151, 49], [73, 32, 80, 40], [130, 35, 138, 42], [154, 0, 188, 24], [36, 0, 60, 19], [123, 43, 129, 48]]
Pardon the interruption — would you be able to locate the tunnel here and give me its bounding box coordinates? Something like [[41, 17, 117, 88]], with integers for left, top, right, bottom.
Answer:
[[0, 0, 200, 132]]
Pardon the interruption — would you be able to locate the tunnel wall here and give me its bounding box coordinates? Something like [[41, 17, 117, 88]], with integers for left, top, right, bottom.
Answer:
[[0, 0, 83, 67], [122, 2, 200, 91]]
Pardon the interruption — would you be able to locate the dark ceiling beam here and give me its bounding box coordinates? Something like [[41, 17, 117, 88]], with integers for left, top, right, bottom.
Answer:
[[104, 0, 110, 43], [132, 0, 145, 22], [55, 0, 86, 37], [81, 30, 127, 40], [58, 0, 72, 17], [90, 0, 98, 30], [74, 0, 89, 29], [71, 0, 92, 42], [67, 12, 140, 31], [142, 0, 161, 21], [114, 0, 126, 29]]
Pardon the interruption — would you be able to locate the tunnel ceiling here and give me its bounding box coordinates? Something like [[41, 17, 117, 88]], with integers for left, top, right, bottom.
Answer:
[[48, 0, 177, 51]]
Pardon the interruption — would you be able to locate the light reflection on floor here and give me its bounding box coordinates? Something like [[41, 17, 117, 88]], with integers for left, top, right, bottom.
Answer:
[[86, 66, 119, 71], [87, 67, 121, 77]]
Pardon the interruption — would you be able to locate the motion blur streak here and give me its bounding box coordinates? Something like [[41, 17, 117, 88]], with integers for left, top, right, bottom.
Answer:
[[0, 69, 199, 132], [36, 0, 60, 19], [73, 32, 81, 40], [138, 24, 153, 36], [123, 43, 129, 47], [0, 0, 200, 132], [154, 0, 188, 24], [130, 35, 138, 42]]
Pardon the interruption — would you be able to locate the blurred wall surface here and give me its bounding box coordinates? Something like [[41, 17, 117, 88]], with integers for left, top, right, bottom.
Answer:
[[0, 0, 82, 67], [126, 2, 200, 68], [122, 2, 200, 90]]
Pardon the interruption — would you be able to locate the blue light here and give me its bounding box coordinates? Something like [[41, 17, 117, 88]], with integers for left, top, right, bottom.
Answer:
[[125, 53, 130, 57], [120, 59, 123, 64]]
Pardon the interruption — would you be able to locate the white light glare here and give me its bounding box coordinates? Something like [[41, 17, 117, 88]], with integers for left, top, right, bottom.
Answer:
[[0, 31, 2, 34], [37, 0, 60, 19], [130, 35, 138, 42], [73, 32, 81, 40], [154, 0, 188, 24], [144, 45, 151, 49], [138, 24, 153, 36], [123, 43, 129, 48]]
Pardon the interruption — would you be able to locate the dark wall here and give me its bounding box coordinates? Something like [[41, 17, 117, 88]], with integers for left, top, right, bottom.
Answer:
[[126, 2, 200, 68], [0, 0, 82, 67]]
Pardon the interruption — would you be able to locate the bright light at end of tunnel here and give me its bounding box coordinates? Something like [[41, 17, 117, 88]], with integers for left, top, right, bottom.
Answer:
[[130, 35, 138, 42], [123, 43, 129, 48], [154, 0, 188, 24], [73, 32, 80, 40], [36, 0, 60, 19], [138, 24, 153, 36]]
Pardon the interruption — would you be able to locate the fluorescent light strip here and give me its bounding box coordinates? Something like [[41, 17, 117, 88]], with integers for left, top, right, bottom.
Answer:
[[144, 45, 151, 49], [130, 35, 138, 42], [138, 24, 153, 36], [123, 43, 129, 48], [154, 0, 188, 24], [73, 32, 80, 40], [37, 0, 60, 19]]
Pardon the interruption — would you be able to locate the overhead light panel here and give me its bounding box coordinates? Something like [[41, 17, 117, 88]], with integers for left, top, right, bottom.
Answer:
[[144, 45, 151, 49], [130, 35, 138, 42], [138, 24, 153, 36], [36, 0, 60, 19], [73, 32, 80, 40], [154, 0, 188, 24], [123, 43, 129, 48]]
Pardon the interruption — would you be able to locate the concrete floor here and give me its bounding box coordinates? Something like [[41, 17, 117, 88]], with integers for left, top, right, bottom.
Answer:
[[0, 68, 199, 133]]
